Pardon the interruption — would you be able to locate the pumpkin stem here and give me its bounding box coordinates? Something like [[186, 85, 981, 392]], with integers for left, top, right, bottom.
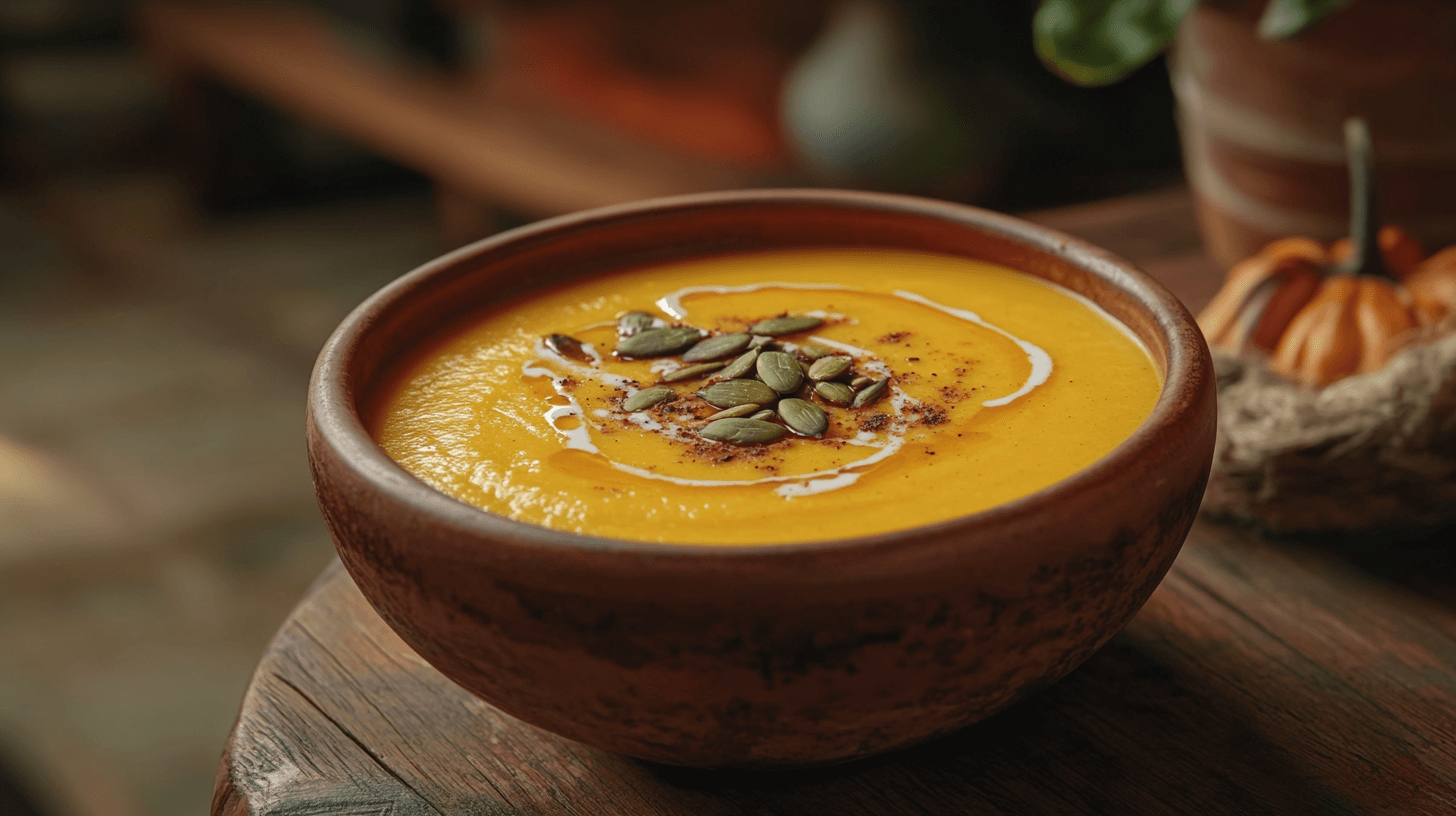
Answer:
[[1340, 117, 1390, 279]]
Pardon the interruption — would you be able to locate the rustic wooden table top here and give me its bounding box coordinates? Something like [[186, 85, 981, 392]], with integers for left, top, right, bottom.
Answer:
[[214, 188, 1456, 816]]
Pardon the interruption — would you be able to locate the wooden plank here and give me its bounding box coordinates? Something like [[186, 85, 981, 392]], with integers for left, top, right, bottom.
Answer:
[[136, 1, 782, 218]]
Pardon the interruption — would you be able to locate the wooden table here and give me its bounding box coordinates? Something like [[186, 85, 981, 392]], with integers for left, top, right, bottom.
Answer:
[[214, 189, 1456, 816]]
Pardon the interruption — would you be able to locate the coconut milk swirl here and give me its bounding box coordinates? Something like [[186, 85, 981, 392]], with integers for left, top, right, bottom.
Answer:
[[524, 283, 1053, 497]]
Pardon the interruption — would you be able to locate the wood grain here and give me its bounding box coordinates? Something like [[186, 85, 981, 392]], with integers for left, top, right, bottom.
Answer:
[[217, 189, 1456, 814]]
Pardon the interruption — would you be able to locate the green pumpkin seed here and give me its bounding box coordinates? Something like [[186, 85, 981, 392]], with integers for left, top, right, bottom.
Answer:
[[850, 376, 873, 390], [852, 378, 889, 407], [682, 333, 751, 362], [718, 348, 759, 380], [616, 327, 702, 358], [778, 398, 828, 437], [748, 316, 822, 336], [663, 361, 726, 382], [545, 333, 590, 361], [814, 381, 855, 405], [618, 311, 656, 336], [700, 418, 786, 445], [697, 379, 778, 409], [748, 334, 775, 349], [757, 351, 804, 394], [808, 356, 851, 382], [623, 386, 674, 412], [749, 409, 776, 421], [799, 344, 833, 360], [706, 404, 759, 421]]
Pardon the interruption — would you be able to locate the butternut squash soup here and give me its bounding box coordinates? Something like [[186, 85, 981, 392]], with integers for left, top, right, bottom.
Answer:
[[370, 249, 1160, 545]]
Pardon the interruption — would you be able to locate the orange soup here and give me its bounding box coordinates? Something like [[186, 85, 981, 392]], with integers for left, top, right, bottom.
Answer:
[[371, 249, 1161, 545]]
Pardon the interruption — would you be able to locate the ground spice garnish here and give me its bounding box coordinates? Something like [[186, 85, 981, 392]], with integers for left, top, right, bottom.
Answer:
[[548, 309, 960, 451], [860, 413, 890, 432], [918, 408, 949, 427]]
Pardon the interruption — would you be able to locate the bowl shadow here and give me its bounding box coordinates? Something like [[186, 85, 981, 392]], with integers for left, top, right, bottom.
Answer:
[[645, 634, 1343, 815]]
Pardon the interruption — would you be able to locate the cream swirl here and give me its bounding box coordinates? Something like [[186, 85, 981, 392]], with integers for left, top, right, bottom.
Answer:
[[526, 283, 1056, 497]]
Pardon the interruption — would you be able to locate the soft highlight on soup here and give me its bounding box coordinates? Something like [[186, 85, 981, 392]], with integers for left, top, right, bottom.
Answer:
[[370, 249, 1161, 545]]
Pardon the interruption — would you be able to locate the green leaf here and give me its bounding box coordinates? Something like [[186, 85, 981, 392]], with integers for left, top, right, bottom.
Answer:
[[1257, 0, 1354, 39], [1034, 0, 1196, 86]]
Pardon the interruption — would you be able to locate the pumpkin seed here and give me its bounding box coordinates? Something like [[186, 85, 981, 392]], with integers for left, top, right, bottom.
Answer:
[[623, 386, 673, 412], [852, 378, 889, 407], [616, 327, 702, 358], [700, 418, 786, 445], [779, 398, 828, 437], [697, 379, 778, 408], [850, 376, 873, 390], [545, 333, 590, 361], [748, 334, 775, 349], [706, 404, 759, 421], [808, 356, 851, 382], [799, 344, 833, 360], [718, 348, 759, 380], [814, 381, 855, 405], [749, 409, 776, 421], [748, 316, 822, 336], [682, 333, 751, 362], [757, 351, 804, 394], [618, 311, 656, 336], [663, 361, 726, 382]]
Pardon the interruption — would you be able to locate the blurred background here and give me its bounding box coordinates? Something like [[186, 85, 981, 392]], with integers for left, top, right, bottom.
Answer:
[[0, 1, 1182, 813]]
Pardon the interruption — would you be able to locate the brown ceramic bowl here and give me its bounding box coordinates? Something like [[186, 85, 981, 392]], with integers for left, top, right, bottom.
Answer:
[[307, 189, 1216, 768]]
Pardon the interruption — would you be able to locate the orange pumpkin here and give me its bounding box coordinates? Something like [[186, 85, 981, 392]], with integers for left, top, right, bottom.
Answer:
[[1197, 239, 1326, 353], [1403, 245, 1456, 325], [1328, 225, 1426, 280], [1270, 275, 1415, 385], [1197, 118, 1427, 388]]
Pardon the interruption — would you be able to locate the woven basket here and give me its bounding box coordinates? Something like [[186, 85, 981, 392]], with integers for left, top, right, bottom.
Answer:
[[1203, 330, 1456, 533]]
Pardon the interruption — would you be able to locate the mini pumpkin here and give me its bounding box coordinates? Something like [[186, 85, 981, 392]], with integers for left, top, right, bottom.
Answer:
[[1197, 119, 1431, 388], [1269, 275, 1414, 384], [1403, 246, 1456, 325], [1197, 238, 1324, 354], [1328, 225, 1427, 280]]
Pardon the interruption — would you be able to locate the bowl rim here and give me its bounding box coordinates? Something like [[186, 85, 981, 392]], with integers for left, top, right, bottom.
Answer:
[[309, 187, 1210, 559]]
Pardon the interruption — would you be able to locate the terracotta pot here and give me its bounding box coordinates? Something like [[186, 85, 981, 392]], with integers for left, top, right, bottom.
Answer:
[[1173, 0, 1456, 269], [306, 189, 1216, 767]]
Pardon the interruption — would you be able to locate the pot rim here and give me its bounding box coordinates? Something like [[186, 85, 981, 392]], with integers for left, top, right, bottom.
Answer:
[[308, 187, 1210, 560]]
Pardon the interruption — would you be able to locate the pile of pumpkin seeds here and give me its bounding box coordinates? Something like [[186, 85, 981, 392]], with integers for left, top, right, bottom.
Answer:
[[550, 310, 891, 446]]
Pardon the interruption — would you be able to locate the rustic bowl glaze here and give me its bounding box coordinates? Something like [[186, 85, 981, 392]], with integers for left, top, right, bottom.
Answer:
[[307, 189, 1216, 768]]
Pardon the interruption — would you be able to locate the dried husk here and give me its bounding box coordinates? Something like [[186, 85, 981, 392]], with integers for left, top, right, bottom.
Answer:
[[1203, 321, 1456, 533]]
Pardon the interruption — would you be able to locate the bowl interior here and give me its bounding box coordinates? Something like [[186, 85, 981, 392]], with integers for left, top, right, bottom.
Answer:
[[317, 189, 1198, 555]]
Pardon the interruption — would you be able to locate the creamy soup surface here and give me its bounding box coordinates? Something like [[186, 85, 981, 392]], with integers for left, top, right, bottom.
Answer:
[[370, 249, 1161, 545]]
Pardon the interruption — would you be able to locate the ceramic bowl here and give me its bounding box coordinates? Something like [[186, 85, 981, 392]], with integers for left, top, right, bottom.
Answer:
[[307, 189, 1216, 768]]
